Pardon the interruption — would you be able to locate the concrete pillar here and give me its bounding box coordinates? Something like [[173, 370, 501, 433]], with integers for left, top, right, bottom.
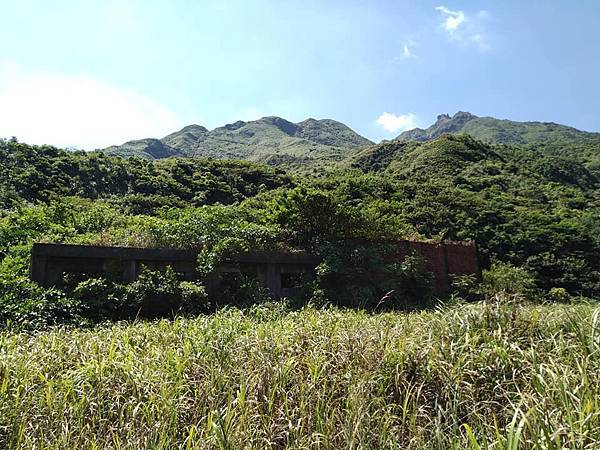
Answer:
[[30, 255, 47, 286], [122, 260, 138, 282], [256, 264, 268, 289], [265, 263, 281, 298]]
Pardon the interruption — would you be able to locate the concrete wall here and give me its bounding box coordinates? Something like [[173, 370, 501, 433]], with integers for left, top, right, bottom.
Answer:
[[30, 244, 199, 287], [30, 241, 481, 296]]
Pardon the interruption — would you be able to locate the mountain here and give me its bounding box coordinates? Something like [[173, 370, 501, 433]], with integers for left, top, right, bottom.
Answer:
[[397, 111, 600, 145], [104, 117, 373, 166], [351, 134, 503, 176], [351, 133, 600, 186]]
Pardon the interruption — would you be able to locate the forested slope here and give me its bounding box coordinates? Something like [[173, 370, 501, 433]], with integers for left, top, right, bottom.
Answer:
[[0, 139, 292, 212], [0, 132, 599, 329], [347, 134, 600, 294]]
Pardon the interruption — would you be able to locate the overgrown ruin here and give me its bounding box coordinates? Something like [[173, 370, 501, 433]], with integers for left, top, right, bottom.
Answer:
[[30, 241, 481, 297]]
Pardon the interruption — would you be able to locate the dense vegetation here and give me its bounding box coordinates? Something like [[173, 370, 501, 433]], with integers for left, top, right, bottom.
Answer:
[[1, 120, 599, 447], [350, 134, 600, 296], [1, 300, 599, 448], [0, 139, 291, 212], [1, 132, 599, 328]]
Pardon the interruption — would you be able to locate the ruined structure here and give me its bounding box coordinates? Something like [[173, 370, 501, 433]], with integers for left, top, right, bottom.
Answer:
[[30, 240, 480, 297], [30, 243, 320, 298], [395, 240, 482, 293]]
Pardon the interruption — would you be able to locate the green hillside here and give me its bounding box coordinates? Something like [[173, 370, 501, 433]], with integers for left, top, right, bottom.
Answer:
[[348, 134, 599, 294], [104, 116, 373, 167], [2, 131, 599, 325], [2, 117, 600, 332], [352, 133, 600, 182], [397, 111, 600, 145], [0, 139, 291, 212], [1, 131, 599, 450]]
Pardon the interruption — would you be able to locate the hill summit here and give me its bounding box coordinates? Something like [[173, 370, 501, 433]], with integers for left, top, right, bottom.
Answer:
[[397, 111, 600, 145], [104, 116, 373, 166]]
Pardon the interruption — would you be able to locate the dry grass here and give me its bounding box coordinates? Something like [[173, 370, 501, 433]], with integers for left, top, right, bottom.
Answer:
[[0, 299, 599, 449]]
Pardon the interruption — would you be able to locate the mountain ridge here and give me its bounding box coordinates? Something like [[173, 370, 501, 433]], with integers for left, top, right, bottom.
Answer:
[[103, 111, 600, 169], [396, 111, 600, 145], [104, 116, 373, 166]]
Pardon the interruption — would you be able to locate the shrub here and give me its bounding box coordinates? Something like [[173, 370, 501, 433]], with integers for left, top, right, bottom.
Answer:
[[73, 266, 197, 320], [72, 277, 127, 321], [546, 286, 571, 303], [450, 273, 479, 300], [213, 273, 271, 309], [123, 266, 181, 318], [0, 279, 83, 329], [315, 242, 433, 309], [482, 262, 536, 298], [178, 281, 210, 315]]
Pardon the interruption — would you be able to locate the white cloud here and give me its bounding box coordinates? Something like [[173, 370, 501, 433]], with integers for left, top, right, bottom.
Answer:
[[376, 112, 418, 133], [435, 6, 465, 34], [435, 6, 491, 51], [402, 41, 417, 59], [0, 61, 182, 149]]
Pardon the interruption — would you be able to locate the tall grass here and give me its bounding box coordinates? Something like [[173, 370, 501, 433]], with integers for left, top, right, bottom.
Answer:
[[0, 299, 599, 449]]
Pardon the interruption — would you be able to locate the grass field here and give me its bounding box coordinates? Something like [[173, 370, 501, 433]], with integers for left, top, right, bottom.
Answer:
[[1, 298, 599, 449]]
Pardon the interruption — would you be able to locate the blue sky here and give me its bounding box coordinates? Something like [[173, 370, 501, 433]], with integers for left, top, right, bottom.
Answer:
[[1, 0, 599, 149]]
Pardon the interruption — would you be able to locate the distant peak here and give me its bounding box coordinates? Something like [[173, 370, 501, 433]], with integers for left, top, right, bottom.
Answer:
[[453, 111, 477, 120], [222, 120, 246, 131], [258, 116, 298, 135], [396, 111, 479, 142], [435, 112, 476, 123], [298, 118, 346, 127], [179, 124, 208, 133], [259, 116, 291, 124]]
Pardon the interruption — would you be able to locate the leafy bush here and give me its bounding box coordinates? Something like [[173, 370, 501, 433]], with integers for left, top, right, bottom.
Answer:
[[482, 262, 536, 298], [178, 281, 209, 315], [72, 277, 127, 321], [74, 267, 212, 320], [315, 242, 433, 309], [450, 273, 479, 300], [546, 286, 571, 303], [0, 278, 83, 329], [122, 266, 181, 318]]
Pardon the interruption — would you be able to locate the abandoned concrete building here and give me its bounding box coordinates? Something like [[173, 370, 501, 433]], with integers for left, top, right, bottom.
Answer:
[[30, 243, 321, 298], [30, 240, 481, 298]]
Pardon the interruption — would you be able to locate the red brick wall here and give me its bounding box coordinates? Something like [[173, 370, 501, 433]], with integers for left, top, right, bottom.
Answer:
[[365, 239, 480, 294], [403, 240, 481, 294]]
